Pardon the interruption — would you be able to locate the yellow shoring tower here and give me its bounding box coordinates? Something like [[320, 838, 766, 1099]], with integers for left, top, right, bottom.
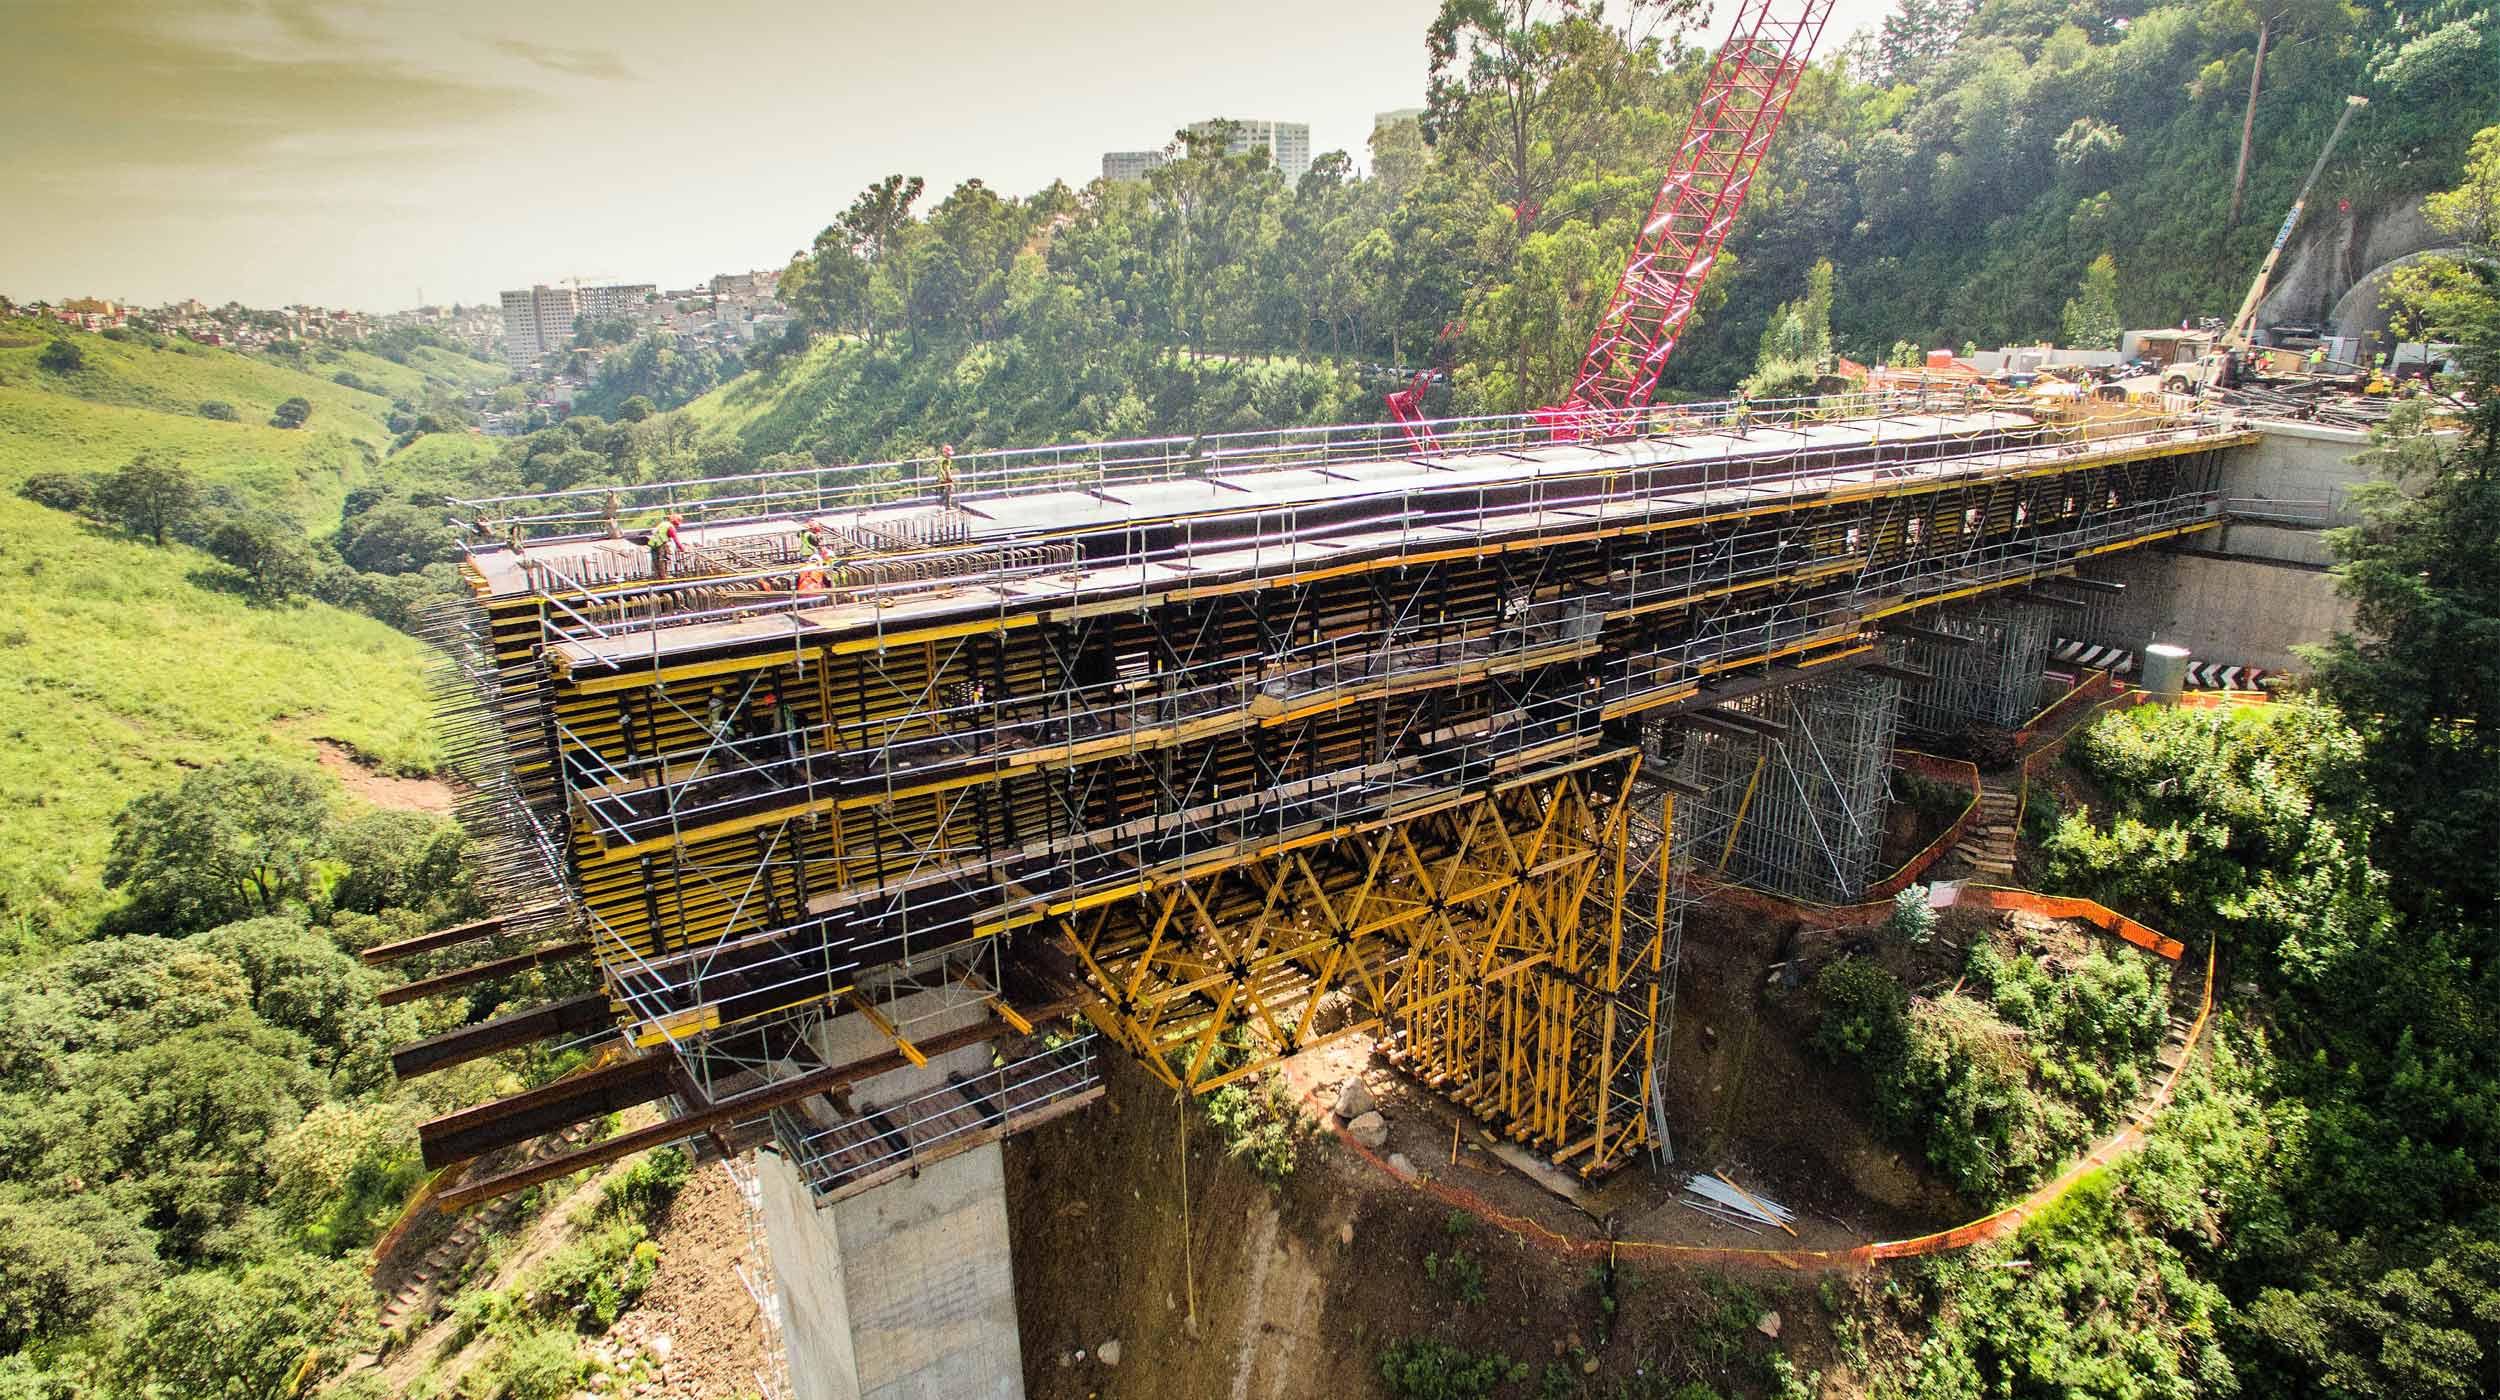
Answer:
[[1061, 755, 1668, 1177]]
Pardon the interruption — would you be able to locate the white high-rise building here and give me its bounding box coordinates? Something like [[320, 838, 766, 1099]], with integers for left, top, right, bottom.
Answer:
[[1187, 119, 1313, 185], [498, 284, 581, 369], [578, 283, 657, 322], [1103, 119, 1315, 186]]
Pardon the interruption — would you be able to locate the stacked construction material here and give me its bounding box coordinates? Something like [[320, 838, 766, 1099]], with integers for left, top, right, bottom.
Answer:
[[1682, 1172, 1797, 1234]]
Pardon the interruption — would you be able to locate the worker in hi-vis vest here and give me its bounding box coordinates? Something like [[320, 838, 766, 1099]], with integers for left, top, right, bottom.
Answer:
[[644, 512, 685, 578]]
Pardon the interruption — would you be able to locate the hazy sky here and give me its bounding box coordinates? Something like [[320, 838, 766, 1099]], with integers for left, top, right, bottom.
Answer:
[[2, 0, 1895, 311]]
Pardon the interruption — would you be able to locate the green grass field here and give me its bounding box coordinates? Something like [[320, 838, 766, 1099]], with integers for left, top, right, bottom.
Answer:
[[0, 322, 503, 937], [0, 320, 399, 441], [0, 492, 438, 937], [0, 385, 380, 524], [385, 427, 507, 482], [0, 319, 510, 527]]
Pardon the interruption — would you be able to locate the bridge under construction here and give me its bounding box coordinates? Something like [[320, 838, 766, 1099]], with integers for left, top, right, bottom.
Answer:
[[385, 390, 2248, 1218]]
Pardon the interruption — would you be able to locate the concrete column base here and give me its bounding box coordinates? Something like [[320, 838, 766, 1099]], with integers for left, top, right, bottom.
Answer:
[[758, 1139, 1025, 1400]]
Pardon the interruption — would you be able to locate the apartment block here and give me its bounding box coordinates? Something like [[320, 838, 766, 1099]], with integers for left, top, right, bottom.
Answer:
[[498, 284, 581, 369]]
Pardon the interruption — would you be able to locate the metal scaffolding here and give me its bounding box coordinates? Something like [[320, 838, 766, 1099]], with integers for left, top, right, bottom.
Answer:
[[1673, 669, 1903, 904], [1899, 600, 2058, 735], [389, 393, 2252, 1198]]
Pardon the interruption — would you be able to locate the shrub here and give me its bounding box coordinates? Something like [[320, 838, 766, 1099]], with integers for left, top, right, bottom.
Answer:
[[37, 338, 82, 373], [15, 472, 92, 514], [270, 396, 313, 429], [1885, 885, 1937, 945], [197, 400, 238, 420], [1203, 1070, 1302, 1186], [1879, 994, 2047, 1198], [596, 1146, 692, 1222], [482, 1326, 589, 1400], [1811, 957, 1908, 1061], [530, 1219, 655, 1332], [1378, 1339, 1524, 1400]]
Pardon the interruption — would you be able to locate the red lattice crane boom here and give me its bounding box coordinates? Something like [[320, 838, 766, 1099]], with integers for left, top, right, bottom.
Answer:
[[1562, 0, 1836, 422]]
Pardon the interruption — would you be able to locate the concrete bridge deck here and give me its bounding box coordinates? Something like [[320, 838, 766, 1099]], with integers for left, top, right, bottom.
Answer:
[[405, 392, 2251, 1206]]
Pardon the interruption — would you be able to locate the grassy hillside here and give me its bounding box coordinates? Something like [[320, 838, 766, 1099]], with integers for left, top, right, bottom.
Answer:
[[0, 318, 507, 525], [0, 320, 398, 439], [0, 492, 437, 938], [386, 426, 507, 480], [0, 384, 378, 523], [0, 320, 487, 936]]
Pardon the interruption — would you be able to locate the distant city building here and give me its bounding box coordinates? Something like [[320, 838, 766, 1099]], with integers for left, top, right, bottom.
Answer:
[[1188, 119, 1313, 185], [709, 270, 774, 299], [578, 282, 657, 323], [1102, 149, 1167, 183], [499, 284, 581, 369], [1102, 118, 1314, 186]]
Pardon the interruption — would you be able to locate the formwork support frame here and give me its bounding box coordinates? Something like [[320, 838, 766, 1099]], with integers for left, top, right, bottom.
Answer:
[[1899, 600, 2057, 735], [1674, 669, 1902, 903], [1060, 754, 1663, 1176]]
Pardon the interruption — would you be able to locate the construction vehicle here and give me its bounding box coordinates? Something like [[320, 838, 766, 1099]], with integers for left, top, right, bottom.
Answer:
[[1388, 0, 1838, 441], [2164, 94, 2368, 397]]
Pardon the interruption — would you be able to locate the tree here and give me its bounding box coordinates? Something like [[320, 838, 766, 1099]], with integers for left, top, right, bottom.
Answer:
[[327, 810, 469, 917], [269, 396, 313, 429], [337, 504, 455, 574], [2061, 253, 2123, 349], [104, 759, 333, 933], [2309, 126, 2500, 916], [0, 1188, 161, 1351], [1870, 0, 1977, 86], [2210, 0, 2361, 225], [205, 517, 315, 604], [198, 916, 398, 1087], [100, 453, 197, 546], [36, 337, 83, 373], [113, 1250, 372, 1399]]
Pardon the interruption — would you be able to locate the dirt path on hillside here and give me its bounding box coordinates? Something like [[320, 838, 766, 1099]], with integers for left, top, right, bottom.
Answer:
[[309, 737, 456, 814]]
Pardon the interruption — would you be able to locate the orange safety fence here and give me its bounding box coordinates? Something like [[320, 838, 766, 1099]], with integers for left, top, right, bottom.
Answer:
[[1946, 885, 2184, 961], [1306, 930, 2217, 1274], [1864, 751, 1983, 901]]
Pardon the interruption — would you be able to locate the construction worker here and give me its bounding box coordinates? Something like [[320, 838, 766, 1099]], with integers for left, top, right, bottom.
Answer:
[[603, 490, 624, 540], [800, 517, 828, 554], [936, 444, 959, 509], [795, 550, 831, 594], [2304, 345, 2326, 374], [2365, 367, 2392, 397], [645, 511, 685, 579], [1731, 387, 1754, 438]]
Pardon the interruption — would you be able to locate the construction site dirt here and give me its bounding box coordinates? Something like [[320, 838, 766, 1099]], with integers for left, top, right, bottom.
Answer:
[[1003, 877, 2188, 1396]]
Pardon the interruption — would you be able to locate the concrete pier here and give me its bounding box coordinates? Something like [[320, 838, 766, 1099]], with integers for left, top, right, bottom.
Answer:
[[758, 1138, 1025, 1400]]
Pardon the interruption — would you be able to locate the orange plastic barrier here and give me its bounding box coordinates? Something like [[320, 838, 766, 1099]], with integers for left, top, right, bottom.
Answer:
[[1312, 935, 2216, 1273], [1949, 886, 2184, 962], [1865, 752, 1982, 900]]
